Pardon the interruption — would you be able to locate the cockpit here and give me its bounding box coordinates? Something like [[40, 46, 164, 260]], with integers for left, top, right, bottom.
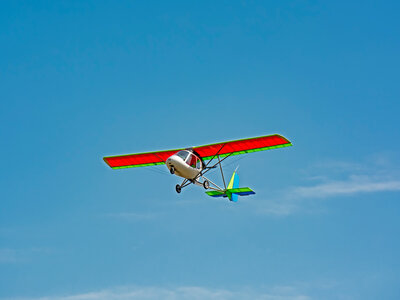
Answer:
[[175, 150, 202, 169]]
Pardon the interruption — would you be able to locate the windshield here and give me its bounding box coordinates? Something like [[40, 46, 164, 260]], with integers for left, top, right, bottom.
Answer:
[[176, 150, 189, 161], [187, 153, 197, 167]]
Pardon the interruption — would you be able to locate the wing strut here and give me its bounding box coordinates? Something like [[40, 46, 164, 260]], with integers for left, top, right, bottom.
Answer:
[[201, 152, 233, 178], [203, 143, 226, 169], [218, 155, 227, 190]]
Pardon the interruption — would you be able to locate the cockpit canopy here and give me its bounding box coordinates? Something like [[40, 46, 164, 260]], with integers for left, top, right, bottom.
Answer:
[[176, 150, 202, 169]]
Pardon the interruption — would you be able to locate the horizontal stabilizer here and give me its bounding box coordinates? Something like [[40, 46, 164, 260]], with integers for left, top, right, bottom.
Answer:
[[227, 187, 255, 196], [205, 191, 226, 197], [205, 187, 255, 200]]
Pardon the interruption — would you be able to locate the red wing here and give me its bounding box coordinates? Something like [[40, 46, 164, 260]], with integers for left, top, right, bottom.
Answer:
[[193, 134, 292, 160], [103, 134, 292, 169], [103, 148, 183, 169]]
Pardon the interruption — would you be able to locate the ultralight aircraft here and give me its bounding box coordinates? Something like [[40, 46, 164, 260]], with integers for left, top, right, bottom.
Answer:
[[103, 134, 292, 202]]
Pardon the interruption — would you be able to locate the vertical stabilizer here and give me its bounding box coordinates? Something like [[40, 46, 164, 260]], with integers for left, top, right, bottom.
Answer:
[[227, 170, 239, 202]]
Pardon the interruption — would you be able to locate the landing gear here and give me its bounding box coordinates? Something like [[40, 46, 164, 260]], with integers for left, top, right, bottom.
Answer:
[[170, 167, 175, 175], [175, 184, 181, 193], [203, 180, 210, 189]]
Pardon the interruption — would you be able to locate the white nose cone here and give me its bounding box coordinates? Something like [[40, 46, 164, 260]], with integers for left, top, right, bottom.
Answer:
[[165, 154, 200, 180], [166, 156, 178, 169]]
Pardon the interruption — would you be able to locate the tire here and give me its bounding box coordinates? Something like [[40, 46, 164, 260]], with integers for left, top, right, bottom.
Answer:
[[170, 167, 175, 175], [176, 184, 181, 193], [203, 180, 210, 189]]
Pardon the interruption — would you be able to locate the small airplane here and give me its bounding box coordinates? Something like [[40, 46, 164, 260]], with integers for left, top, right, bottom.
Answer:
[[103, 134, 292, 201]]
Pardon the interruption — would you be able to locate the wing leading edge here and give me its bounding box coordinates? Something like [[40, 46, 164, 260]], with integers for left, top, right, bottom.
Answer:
[[103, 134, 292, 169], [193, 134, 291, 160]]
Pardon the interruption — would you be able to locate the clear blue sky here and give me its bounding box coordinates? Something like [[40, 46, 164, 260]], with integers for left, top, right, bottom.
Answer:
[[1, 1, 400, 299]]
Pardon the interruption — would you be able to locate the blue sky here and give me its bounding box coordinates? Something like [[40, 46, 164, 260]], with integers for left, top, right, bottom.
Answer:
[[1, 1, 400, 299]]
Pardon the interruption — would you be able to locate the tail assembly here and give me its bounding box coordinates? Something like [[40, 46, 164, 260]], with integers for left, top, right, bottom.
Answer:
[[206, 169, 255, 201]]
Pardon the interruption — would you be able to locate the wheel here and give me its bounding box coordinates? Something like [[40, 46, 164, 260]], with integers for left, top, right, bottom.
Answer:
[[203, 180, 210, 189], [175, 184, 181, 193], [170, 167, 175, 174]]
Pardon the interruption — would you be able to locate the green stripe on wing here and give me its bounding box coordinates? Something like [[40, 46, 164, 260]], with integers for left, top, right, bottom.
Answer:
[[201, 142, 292, 161]]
